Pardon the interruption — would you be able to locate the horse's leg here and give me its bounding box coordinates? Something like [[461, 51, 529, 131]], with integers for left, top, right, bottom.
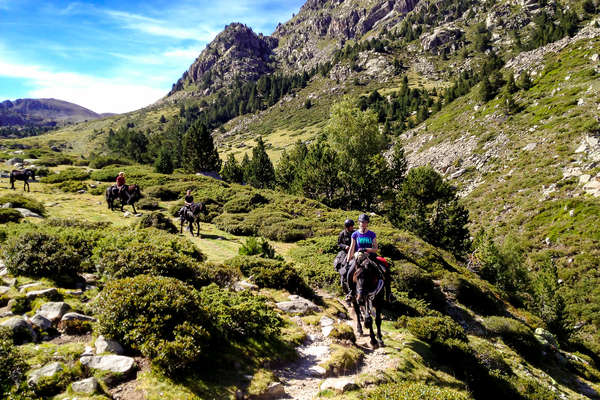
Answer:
[[365, 301, 376, 346], [26, 180, 30, 192], [180, 218, 184, 234], [196, 220, 200, 237], [131, 203, 137, 214], [352, 299, 363, 336], [375, 303, 384, 346]]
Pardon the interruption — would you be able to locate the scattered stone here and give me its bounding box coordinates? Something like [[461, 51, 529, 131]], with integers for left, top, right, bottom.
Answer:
[[77, 189, 86, 194], [61, 312, 97, 322], [81, 273, 98, 284], [320, 377, 358, 393], [233, 280, 259, 291], [263, 382, 285, 398], [1, 316, 36, 343], [0, 286, 10, 295], [123, 211, 131, 218], [522, 143, 537, 151], [276, 295, 320, 314], [7, 157, 23, 165], [27, 362, 64, 386], [450, 169, 466, 179], [579, 174, 591, 184], [37, 302, 71, 322], [25, 288, 58, 300], [544, 237, 551, 246], [569, 209, 575, 217], [71, 377, 99, 394], [15, 208, 43, 218], [0, 311, 14, 318], [30, 314, 52, 331], [95, 335, 125, 355], [309, 365, 327, 377], [18, 282, 43, 292], [80, 354, 136, 374], [82, 345, 94, 357], [591, 53, 599, 62], [577, 98, 585, 106], [67, 289, 84, 296], [583, 175, 600, 196]]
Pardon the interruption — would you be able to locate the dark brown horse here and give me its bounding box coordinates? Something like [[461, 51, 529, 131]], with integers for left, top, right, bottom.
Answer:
[[177, 202, 207, 236], [10, 169, 35, 192], [349, 252, 385, 347], [106, 184, 142, 214]]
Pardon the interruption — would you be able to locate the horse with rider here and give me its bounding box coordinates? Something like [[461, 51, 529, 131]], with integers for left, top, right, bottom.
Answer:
[[105, 172, 142, 214], [177, 189, 208, 236], [334, 214, 391, 347]]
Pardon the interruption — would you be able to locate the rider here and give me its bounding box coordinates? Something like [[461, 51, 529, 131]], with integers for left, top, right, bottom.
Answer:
[[184, 189, 194, 207], [345, 213, 392, 302], [115, 172, 126, 195], [335, 219, 355, 292]]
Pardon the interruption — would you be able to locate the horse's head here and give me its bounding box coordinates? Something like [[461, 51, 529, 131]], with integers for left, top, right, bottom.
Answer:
[[26, 169, 35, 180], [130, 185, 142, 200]]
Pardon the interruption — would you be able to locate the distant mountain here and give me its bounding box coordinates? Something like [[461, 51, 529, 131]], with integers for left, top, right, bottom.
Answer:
[[0, 98, 108, 128]]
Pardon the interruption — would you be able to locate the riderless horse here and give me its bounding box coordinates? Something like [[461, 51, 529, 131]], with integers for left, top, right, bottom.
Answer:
[[10, 169, 35, 192], [349, 251, 386, 347], [177, 202, 207, 237], [105, 184, 142, 214]]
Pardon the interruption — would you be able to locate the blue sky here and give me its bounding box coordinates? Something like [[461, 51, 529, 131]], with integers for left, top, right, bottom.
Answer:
[[0, 0, 304, 113]]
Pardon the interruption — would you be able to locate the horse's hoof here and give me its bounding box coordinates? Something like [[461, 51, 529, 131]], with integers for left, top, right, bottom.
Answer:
[[377, 339, 385, 347], [357, 329, 363, 336], [370, 338, 378, 347]]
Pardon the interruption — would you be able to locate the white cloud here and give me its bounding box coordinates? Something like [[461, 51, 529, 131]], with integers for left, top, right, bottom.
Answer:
[[163, 47, 203, 60], [0, 59, 165, 114]]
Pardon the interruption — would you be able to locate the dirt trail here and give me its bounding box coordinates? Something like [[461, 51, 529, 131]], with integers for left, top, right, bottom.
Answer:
[[274, 292, 398, 399]]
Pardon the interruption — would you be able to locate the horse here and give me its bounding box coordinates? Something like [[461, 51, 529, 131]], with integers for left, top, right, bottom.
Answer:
[[106, 184, 142, 214], [177, 202, 207, 237], [10, 169, 35, 192], [349, 251, 386, 347]]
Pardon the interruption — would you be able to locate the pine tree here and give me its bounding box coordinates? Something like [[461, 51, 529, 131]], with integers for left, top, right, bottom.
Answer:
[[154, 146, 174, 174], [388, 142, 407, 190], [182, 120, 222, 172], [247, 137, 275, 189], [220, 154, 244, 183], [240, 153, 251, 183], [505, 73, 518, 94], [478, 76, 494, 102]]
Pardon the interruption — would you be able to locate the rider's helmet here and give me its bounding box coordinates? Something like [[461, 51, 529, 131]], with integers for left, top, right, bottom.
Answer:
[[358, 213, 370, 223], [344, 219, 354, 228]]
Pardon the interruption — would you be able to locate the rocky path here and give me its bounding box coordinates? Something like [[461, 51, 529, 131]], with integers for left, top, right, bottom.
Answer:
[[273, 292, 398, 399]]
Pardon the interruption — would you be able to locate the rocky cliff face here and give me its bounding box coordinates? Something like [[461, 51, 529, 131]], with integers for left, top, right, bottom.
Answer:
[[167, 23, 277, 99]]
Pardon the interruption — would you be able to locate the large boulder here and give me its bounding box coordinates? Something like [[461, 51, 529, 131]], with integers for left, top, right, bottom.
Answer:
[[71, 377, 99, 394], [1, 316, 36, 343], [27, 362, 64, 386], [95, 335, 125, 355], [7, 157, 23, 165], [15, 208, 43, 218], [25, 288, 58, 300], [80, 355, 136, 375], [276, 295, 320, 315], [37, 302, 71, 322], [30, 314, 52, 331], [61, 312, 97, 322]]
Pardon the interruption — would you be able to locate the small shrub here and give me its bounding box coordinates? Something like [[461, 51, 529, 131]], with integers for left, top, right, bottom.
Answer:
[[199, 284, 283, 341], [392, 262, 435, 301], [40, 168, 90, 183], [138, 212, 177, 233], [94, 275, 212, 375], [37, 154, 73, 166], [222, 192, 269, 213], [144, 186, 180, 201], [367, 381, 470, 400], [194, 262, 241, 287], [58, 319, 93, 335], [55, 180, 88, 193], [320, 344, 363, 376], [329, 323, 356, 343], [0, 194, 45, 216], [0, 327, 28, 394], [45, 218, 110, 230], [4, 232, 80, 279], [89, 155, 129, 169], [441, 273, 504, 316], [213, 213, 257, 236], [238, 237, 278, 259], [33, 166, 50, 177], [396, 315, 467, 344], [0, 209, 22, 224], [137, 198, 161, 210], [482, 316, 540, 360]]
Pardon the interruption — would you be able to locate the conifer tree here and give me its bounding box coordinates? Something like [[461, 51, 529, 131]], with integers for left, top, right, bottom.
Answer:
[[154, 146, 174, 174], [220, 154, 244, 184], [505, 73, 518, 94], [240, 153, 251, 183], [247, 137, 275, 189], [182, 120, 222, 172], [478, 76, 494, 102]]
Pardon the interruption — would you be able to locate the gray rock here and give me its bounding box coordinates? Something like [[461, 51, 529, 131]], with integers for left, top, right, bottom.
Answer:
[[80, 355, 136, 374], [71, 377, 99, 394], [18, 282, 43, 292], [95, 335, 125, 355], [82, 345, 94, 356], [233, 280, 259, 292], [7, 157, 23, 165], [276, 295, 319, 314], [28, 362, 64, 385], [0, 311, 14, 318], [14, 208, 43, 218], [535, 328, 558, 349], [30, 314, 52, 330], [25, 288, 58, 300], [0, 286, 10, 295], [37, 302, 71, 322], [1, 316, 36, 342], [263, 382, 285, 398], [320, 377, 358, 393], [61, 312, 97, 322]]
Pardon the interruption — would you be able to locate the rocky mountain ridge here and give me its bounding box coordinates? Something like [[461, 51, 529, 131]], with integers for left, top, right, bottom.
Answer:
[[0, 98, 108, 128]]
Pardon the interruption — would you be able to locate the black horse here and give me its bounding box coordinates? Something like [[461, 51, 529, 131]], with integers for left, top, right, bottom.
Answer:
[[177, 202, 207, 237], [349, 252, 386, 347], [106, 184, 142, 214], [10, 169, 35, 192]]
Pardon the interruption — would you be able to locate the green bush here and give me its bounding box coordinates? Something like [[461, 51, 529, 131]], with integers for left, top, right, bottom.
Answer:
[[55, 180, 88, 193], [0, 194, 45, 216], [223, 192, 269, 213], [45, 218, 110, 230], [137, 198, 161, 210], [89, 155, 130, 169], [441, 273, 504, 316], [144, 186, 180, 201], [329, 323, 356, 343], [396, 315, 467, 344], [227, 256, 314, 298], [238, 237, 279, 259], [199, 284, 282, 341], [0, 209, 22, 224], [97, 243, 200, 282], [33, 166, 50, 177], [482, 316, 540, 359], [138, 212, 177, 233], [392, 262, 435, 301], [213, 213, 257, 236], [40, 168, 90, 183], [3, 232, 81, 279], [0, 327, 28, 395], [367, 381, 470, 400], [194, 262, 241, 288], [94, 275, 211, 375], [288, 236, 340, 290], [37, 154, 73, 166]]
